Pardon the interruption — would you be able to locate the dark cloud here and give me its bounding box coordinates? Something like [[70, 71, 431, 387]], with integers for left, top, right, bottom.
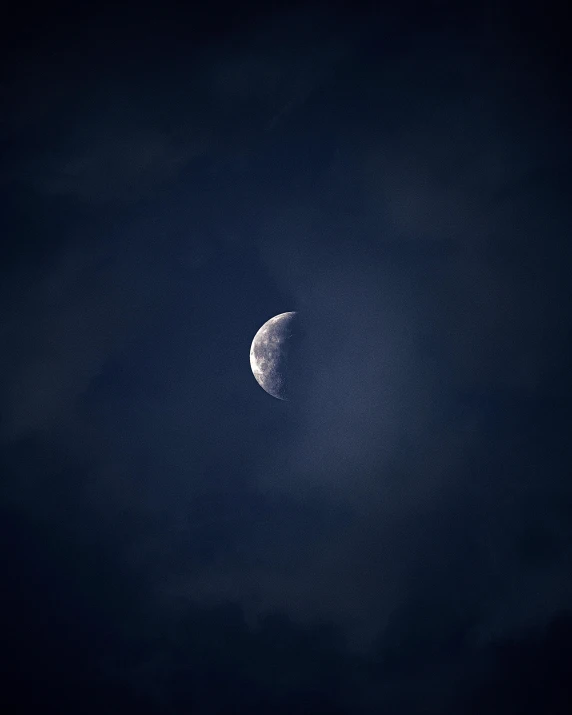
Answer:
[[1, 1, 571, 712]]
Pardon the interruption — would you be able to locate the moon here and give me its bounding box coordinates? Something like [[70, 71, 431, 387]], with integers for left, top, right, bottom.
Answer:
[[250, 312, 301, 400]]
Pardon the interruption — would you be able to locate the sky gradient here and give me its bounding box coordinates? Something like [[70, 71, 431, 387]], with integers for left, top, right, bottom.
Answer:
[[1, 1, 571, 712]]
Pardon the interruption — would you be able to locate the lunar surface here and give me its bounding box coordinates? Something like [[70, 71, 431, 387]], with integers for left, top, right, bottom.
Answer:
[[250, 312, 301, 400]]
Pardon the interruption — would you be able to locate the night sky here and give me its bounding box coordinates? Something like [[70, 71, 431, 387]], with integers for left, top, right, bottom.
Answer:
[[2, 1, 572, 713]]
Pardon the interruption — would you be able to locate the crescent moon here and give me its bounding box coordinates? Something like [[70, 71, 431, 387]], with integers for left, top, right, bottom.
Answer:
[[250, 312, 298, 400]]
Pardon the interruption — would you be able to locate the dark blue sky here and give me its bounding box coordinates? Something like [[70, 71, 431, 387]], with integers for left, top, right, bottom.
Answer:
[[1, 1, 571, 712]]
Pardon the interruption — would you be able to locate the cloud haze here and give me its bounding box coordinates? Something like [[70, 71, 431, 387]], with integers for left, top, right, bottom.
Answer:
[[1, 2, 571, 712]]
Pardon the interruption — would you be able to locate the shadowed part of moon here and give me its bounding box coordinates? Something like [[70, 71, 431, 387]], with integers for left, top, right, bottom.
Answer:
[[250, 312, 303, 400]]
